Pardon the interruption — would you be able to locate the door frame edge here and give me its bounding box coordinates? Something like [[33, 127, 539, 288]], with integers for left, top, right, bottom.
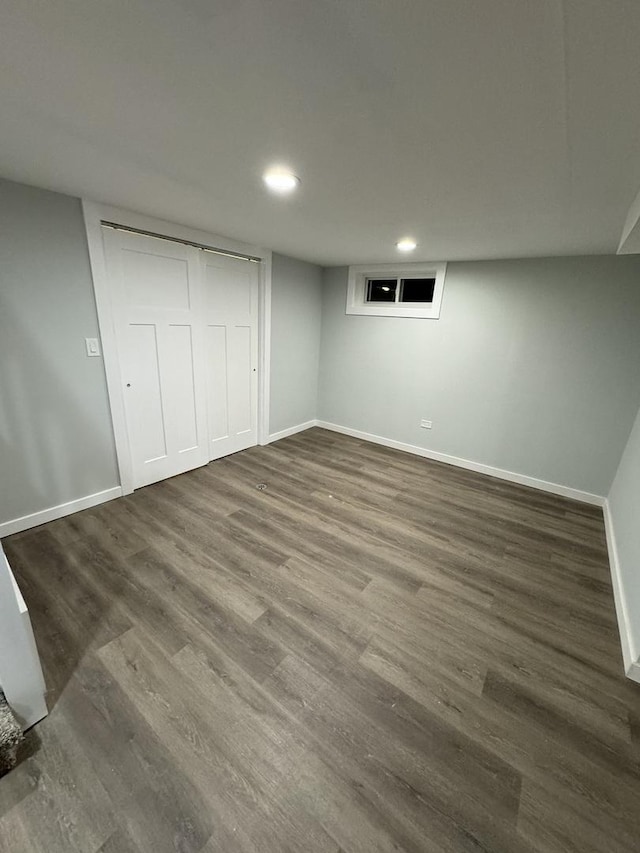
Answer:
[[257, 250, 272, 447], [81, 199, 273, 491], [82, 199, 135, 494]]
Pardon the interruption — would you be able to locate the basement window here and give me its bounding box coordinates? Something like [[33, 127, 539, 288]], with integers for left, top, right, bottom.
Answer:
[[347, 263, 446, 318]]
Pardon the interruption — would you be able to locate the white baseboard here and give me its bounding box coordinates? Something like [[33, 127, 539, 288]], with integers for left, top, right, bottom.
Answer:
[[268, 420, 318, 443], [316, 420, 605, 506], [0, 486, 123, 539], [602, 499, 640, 683]]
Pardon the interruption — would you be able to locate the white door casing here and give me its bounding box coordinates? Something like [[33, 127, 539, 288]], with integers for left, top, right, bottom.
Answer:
[[202, 251, 259, 460], [104, 229, 209, 488], [83, 201, 272, 496]]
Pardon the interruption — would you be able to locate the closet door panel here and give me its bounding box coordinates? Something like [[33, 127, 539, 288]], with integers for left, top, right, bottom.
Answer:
[[104, 229, 208, 488], [228, 325, 252, 436], [206, 324, 229, 441], [126, 323, 166, 465], [164, 323, 199, 453], [202, 254, 258, 460]]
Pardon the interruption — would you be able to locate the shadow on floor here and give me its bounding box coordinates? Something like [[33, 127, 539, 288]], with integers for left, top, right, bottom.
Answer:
[[1, 510, 132, 712]]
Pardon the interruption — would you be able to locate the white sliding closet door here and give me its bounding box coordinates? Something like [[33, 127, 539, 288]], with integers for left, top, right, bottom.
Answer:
[[202, 252, 259, 460], [104, 230, 209, 488]]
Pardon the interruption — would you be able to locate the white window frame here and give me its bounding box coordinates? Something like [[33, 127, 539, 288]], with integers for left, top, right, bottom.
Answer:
[[346, 262, 447, 318]]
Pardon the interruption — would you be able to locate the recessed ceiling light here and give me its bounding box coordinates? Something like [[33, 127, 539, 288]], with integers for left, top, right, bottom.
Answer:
[[263, 168, 300, 194], [396, 238, 417, 252]]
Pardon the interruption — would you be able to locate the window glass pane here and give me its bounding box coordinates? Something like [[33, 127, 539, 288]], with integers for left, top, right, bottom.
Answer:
[[366, 279, 397, 302], [400, 277, 435, 303]]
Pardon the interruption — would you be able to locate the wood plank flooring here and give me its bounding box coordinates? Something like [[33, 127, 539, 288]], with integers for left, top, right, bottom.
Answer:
[[1, 427, 639, 852]]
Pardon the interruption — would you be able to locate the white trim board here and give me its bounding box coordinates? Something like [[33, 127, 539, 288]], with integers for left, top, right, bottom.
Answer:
[[602, 500, 640, 683], [0, 487, 122, 539], [82, 200, 273, 492], [314, 421, 605, 506], [0, 543, 47, 730], [258, 251, 272, 446], [268, 420, 318, 443], [346, 262, 446, 319]]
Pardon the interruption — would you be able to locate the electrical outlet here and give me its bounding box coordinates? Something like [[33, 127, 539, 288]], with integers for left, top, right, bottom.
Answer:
[[420, 419, 432, 429]]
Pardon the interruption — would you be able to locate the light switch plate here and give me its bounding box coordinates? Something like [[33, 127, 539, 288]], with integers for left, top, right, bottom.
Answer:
[[85, 337, 101, 357]]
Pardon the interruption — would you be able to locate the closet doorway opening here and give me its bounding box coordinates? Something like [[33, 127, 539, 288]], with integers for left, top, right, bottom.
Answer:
[[83, 203, 272, 494]]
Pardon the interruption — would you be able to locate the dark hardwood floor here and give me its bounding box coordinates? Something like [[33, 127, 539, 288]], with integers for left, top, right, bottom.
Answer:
[[1, 427, 639, 852]]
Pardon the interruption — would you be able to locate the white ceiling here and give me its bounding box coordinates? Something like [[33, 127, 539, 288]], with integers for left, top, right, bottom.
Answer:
[[2, 0, 640, 265]]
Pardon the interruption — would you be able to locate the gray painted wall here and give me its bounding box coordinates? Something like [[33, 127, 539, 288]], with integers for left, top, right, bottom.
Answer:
[[0, 178, 119, 526], [608, 407, 640, 659], [269, 253, 323, 435], [319, 257, 640, 496]]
